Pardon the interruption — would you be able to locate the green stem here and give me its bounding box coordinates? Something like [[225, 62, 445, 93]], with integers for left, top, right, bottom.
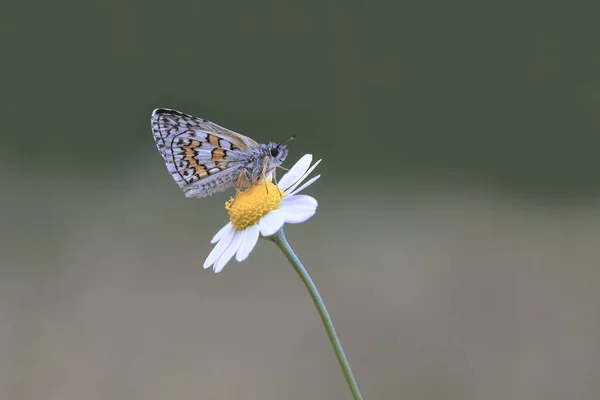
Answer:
[[270, 229, 364, 400]]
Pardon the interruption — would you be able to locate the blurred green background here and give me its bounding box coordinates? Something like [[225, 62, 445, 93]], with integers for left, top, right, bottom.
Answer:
[[1, 1, 599, 399]]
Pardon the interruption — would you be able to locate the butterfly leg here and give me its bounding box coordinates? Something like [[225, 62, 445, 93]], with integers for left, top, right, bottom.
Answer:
[[272, 168, 283, 198], [276, 165, 288, 195], [228, 171, 245, 206], [236, 171, 245, 195], [262, 156, 270, 194]]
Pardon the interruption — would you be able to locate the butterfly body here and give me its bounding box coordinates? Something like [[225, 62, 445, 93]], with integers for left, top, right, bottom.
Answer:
[[151, 108, 288, 198]]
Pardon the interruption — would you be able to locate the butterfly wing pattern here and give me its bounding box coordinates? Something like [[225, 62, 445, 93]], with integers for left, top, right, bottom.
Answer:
[[151, 108, 259, 198]]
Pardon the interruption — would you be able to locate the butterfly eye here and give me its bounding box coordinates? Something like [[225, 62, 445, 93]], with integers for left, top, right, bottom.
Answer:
[[270, 148, 279, 157]]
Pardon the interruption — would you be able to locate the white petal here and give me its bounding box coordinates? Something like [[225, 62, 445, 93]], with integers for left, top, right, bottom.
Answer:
[[232, 229, 246, 260], [235, 224, 260, 262], [284, 159, 321, 195], [211, 222, 234, 244], [278, 208, 317, 224], [280, 194, 318, 211], [203, 225, 236, 269], [258, 210, 285, 237], [278, 154, 313, 191], [213, 231, 243, 273], [278, 195, 318, 223], [286, 174, 320, 197]]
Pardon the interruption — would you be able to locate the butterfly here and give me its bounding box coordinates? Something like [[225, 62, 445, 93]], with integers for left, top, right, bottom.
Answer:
[[151, 108, 291, 198]]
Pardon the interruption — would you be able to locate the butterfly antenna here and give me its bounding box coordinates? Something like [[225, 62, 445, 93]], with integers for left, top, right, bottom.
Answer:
[[279, 135, 296, 146]]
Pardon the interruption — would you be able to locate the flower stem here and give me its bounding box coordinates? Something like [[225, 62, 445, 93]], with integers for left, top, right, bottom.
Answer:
[[270, 229, 364, 400]]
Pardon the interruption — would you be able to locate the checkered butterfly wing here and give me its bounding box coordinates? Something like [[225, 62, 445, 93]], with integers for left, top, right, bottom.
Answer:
[[151, 108, 259, 198]]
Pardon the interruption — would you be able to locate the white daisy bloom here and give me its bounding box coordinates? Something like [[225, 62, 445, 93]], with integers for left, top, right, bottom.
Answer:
[[203, 154, 321, 273]]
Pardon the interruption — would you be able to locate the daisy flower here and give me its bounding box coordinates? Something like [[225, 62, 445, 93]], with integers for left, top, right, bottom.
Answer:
[[203, 154, 321, 272], [199, 154, 362, 399]]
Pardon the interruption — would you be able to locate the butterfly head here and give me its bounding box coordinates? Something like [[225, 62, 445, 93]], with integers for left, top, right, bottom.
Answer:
[[262, 142, 289, 165], [266, 135, 295, 164]]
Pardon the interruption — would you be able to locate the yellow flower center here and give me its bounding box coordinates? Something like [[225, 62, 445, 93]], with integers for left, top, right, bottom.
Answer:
[[226, 181, 283, 231]]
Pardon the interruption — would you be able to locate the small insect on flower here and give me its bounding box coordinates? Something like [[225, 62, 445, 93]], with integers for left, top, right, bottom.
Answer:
[[151, 108, 292, 198]]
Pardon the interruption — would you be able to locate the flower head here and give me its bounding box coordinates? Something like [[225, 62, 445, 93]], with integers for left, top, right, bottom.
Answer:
[[203, 154, 321, 272]]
